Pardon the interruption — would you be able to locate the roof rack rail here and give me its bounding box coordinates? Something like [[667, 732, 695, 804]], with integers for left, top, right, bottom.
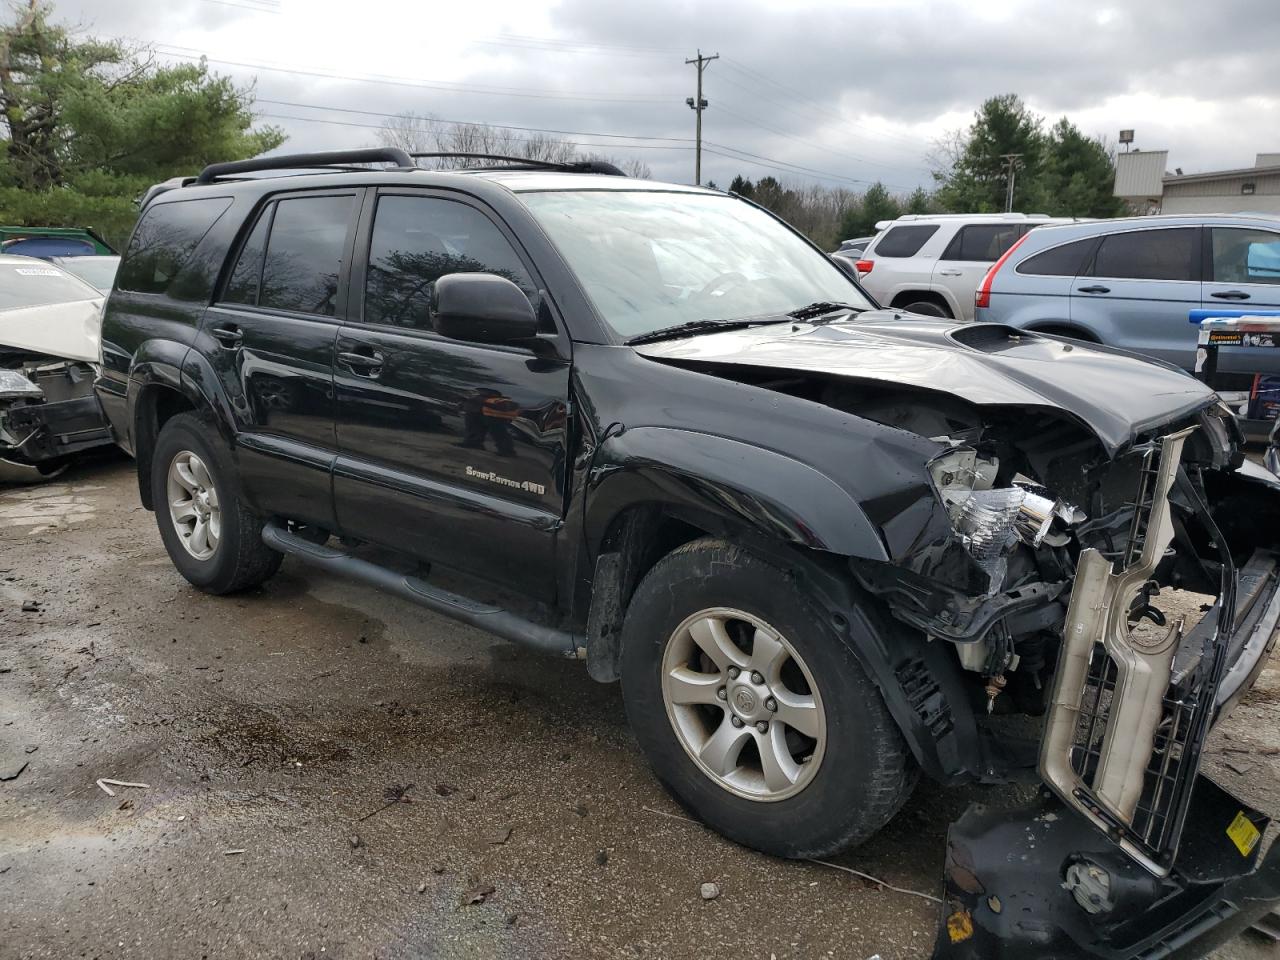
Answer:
[[194, 147, 413, 184], [408, 152, 625, 176]]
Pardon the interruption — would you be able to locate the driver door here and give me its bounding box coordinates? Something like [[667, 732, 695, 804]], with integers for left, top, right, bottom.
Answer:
[[331, 189, 571, 600]]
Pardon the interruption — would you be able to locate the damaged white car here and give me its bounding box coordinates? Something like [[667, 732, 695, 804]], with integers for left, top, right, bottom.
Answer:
[[0, 254, 114, 482]]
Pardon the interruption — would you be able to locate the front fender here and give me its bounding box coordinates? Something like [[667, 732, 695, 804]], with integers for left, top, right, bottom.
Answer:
[[586, 426, 889, 561]]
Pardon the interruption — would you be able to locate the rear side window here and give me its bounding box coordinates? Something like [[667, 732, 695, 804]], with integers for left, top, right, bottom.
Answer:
[[941, 224, 1022, 262], [872, 224, 939, 258], [364, 195, 537, 330], [1210, 227, 1280, 285], [259, 195, 355, 316], [223, 207, 272, 305], [118, 197, 233, 295], [1016, 237, 1097, 277], [1088, 228, 1197, 281]]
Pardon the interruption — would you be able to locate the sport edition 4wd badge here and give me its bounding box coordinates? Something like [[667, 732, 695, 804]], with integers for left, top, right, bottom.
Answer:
[[465, 465, 546, 496]]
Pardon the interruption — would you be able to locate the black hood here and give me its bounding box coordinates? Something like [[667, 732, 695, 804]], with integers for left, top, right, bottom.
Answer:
[[633, 315, 1218, 455]]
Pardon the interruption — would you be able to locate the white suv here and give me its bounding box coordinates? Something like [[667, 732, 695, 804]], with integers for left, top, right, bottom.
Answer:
[[855, 213, 1078, 321]]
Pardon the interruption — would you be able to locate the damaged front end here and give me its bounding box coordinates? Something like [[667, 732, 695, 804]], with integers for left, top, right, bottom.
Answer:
[[0, 360, 112, 480], [918, 419, 1280, 958]]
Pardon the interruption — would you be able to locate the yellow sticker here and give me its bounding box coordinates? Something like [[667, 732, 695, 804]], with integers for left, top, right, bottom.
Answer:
[[1227, 811, 1262, 857]]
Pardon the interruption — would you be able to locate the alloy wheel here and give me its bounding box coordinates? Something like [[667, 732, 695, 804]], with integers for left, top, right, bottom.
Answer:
[[166, 450, 221, 561], [660, 607, 826, 801]]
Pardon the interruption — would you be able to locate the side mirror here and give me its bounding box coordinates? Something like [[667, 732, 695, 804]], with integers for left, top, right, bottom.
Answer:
[[432, 273, 538, 345]]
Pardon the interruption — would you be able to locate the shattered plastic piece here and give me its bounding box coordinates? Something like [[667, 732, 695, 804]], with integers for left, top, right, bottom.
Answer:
[[95, 778, 149, 797]]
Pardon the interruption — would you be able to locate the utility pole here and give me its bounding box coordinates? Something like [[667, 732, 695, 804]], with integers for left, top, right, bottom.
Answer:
[[685, 49, 718, 185], [1000, 153, 1024, 212]]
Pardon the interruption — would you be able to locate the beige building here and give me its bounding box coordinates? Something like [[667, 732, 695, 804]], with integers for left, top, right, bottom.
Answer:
[[1113, 151, 1280, 215]]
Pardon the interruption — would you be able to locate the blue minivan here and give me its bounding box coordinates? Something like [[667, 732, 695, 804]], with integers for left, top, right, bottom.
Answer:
[[974, 213, 1280, 378]]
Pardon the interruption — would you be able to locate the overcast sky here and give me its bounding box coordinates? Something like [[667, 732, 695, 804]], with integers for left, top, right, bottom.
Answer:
[[52, 0, 1280, 191]]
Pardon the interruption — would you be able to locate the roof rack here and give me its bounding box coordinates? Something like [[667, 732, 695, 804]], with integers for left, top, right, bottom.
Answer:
[[194, 147, 414, 184], [408, 152, 625, 176]]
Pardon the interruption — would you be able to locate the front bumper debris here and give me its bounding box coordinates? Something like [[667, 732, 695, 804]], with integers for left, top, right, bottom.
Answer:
[[933, 780, 1278, 959]]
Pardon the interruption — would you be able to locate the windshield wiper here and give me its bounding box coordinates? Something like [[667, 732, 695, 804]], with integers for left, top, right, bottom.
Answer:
[[786, 301, 866, 321], [625, 317, 784, 346]]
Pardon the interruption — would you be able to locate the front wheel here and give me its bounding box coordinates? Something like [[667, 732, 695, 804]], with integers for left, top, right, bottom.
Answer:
[[620, 538, 916, 858], [151, 413, 281, 594]]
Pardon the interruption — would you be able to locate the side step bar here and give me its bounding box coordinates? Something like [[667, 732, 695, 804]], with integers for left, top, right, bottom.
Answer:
[[262, 520, 583, 659]]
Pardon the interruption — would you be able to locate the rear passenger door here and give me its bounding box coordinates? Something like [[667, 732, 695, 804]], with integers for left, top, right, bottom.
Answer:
[[932, 223, 1024, 322], [1070, 227, 1202, 369], [202, 190, 360, 529], [1203, 225, 1280, 376], [331, 189, 571, 600]]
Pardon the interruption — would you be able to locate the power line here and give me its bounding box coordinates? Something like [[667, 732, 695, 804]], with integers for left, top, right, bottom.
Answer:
[[703, 142, 913, 190], [254, 112, 694, 153], [150, 45, 680, 104], [256, 99, 695, 143]]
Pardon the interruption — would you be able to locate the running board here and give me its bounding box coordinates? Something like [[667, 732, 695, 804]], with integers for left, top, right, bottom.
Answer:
[[262, 520, 583, 659]]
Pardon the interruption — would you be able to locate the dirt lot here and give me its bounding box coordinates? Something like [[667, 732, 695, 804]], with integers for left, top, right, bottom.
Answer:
[[1, 455, 1277, 960]]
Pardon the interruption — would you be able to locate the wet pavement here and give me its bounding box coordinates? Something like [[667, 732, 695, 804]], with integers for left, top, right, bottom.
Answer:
[[1, 456, 1277, 959]]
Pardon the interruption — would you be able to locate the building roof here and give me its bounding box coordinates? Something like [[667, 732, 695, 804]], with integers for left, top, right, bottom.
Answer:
[[1163, 164, 1280, 185]]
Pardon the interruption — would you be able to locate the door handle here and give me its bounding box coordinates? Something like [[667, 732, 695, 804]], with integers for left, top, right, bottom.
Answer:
[[210, 323, 243, 348], [1211, 290, 1251, 300], [937, 269, 963, 277], [1077, 285, 1110, 294], [338, 349, 385, 373]]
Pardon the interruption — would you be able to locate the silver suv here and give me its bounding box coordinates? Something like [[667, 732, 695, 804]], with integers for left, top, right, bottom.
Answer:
[[974, 213, 1280, 377], [855, 213, 1076, 320]]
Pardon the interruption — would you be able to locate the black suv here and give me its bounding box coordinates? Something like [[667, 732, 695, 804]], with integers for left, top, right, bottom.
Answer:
[[99, 149, 1280, 957]]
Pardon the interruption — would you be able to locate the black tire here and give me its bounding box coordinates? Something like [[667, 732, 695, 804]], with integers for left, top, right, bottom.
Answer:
[[899, 298, 952, 318], [151, 412, 282, 594], [620, 537, 916, 858]]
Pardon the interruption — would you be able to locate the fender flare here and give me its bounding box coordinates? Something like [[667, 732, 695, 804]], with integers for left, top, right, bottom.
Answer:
[[585, 426, 888, 561]]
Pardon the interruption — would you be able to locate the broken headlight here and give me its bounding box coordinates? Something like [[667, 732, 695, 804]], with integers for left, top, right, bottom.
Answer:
[[929, 447, 1084, 591], [0, 369, 42, 400]]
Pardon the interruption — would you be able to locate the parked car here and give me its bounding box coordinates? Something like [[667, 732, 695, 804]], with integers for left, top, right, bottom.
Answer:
[[855, 213, 1077, 320], [50, 254, 121, 293], [0, 226, 116, 259], [0, 255, 114, 482], [974, 214, 1280, 379], [99, 148, 1280, 958], [830, 235, 875, 275]]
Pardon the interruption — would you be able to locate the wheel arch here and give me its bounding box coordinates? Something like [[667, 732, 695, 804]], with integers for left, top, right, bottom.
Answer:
[[889, 287, 958, 317], [1024, 321, 1101, 342]]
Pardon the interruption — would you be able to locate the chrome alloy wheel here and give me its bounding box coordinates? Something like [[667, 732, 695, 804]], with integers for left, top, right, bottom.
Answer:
[[660, 607, 826, 801], [166, 450, 221, 561]]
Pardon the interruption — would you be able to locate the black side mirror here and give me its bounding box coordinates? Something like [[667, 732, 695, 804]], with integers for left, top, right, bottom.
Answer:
[[432, 273, 538, 345], [830, 254, 857, 280]]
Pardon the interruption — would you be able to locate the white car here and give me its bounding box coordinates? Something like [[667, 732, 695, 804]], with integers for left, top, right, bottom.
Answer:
[[854, 213, 1079, 321], [0, 254, 113, 481]]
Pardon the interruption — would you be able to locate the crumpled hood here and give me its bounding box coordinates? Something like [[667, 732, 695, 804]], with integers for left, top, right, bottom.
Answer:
[[0, 297, 103, 364], [633, 314, 1217, 455]]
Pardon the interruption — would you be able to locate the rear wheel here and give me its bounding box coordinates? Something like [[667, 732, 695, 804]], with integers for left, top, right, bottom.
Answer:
[[151, 413, 281, 594], [899, 297, 952, 318], [620, 538, 916, 858]]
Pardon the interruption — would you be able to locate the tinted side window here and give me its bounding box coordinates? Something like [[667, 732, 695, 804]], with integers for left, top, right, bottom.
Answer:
[[364, 195, 536, 330], [118, 197, 233, 295], [1211, 228, 1280, 285], [1016, 237, 1097, 277], [941, 224, 1022, 262], [1089, 228, 1196, 281], [873, 225, 939, 258], [260, 195, 355, 316], [223, 206, 272, 305]]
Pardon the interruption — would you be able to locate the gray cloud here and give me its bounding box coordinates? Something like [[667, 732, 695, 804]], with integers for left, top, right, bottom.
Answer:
[[47, 0, 1280, 191]]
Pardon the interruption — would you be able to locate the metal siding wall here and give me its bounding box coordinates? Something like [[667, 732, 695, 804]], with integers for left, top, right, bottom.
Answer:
[[1159, 194, 1280, 215], [1114, 151, 1169, 197]]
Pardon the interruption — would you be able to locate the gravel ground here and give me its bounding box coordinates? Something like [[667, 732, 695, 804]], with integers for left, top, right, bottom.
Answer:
[[0, 455, 1277, 960]]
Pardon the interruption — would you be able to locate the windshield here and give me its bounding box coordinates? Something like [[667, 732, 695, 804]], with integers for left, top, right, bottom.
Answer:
[[520, 190, 872, 339], [56, 256, 120, 292], [0, 261, 100, 311]]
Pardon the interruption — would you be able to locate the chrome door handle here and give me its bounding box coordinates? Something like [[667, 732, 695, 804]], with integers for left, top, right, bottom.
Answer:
[[210, 324, 243, 348], [937, 269, 963, 277]]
